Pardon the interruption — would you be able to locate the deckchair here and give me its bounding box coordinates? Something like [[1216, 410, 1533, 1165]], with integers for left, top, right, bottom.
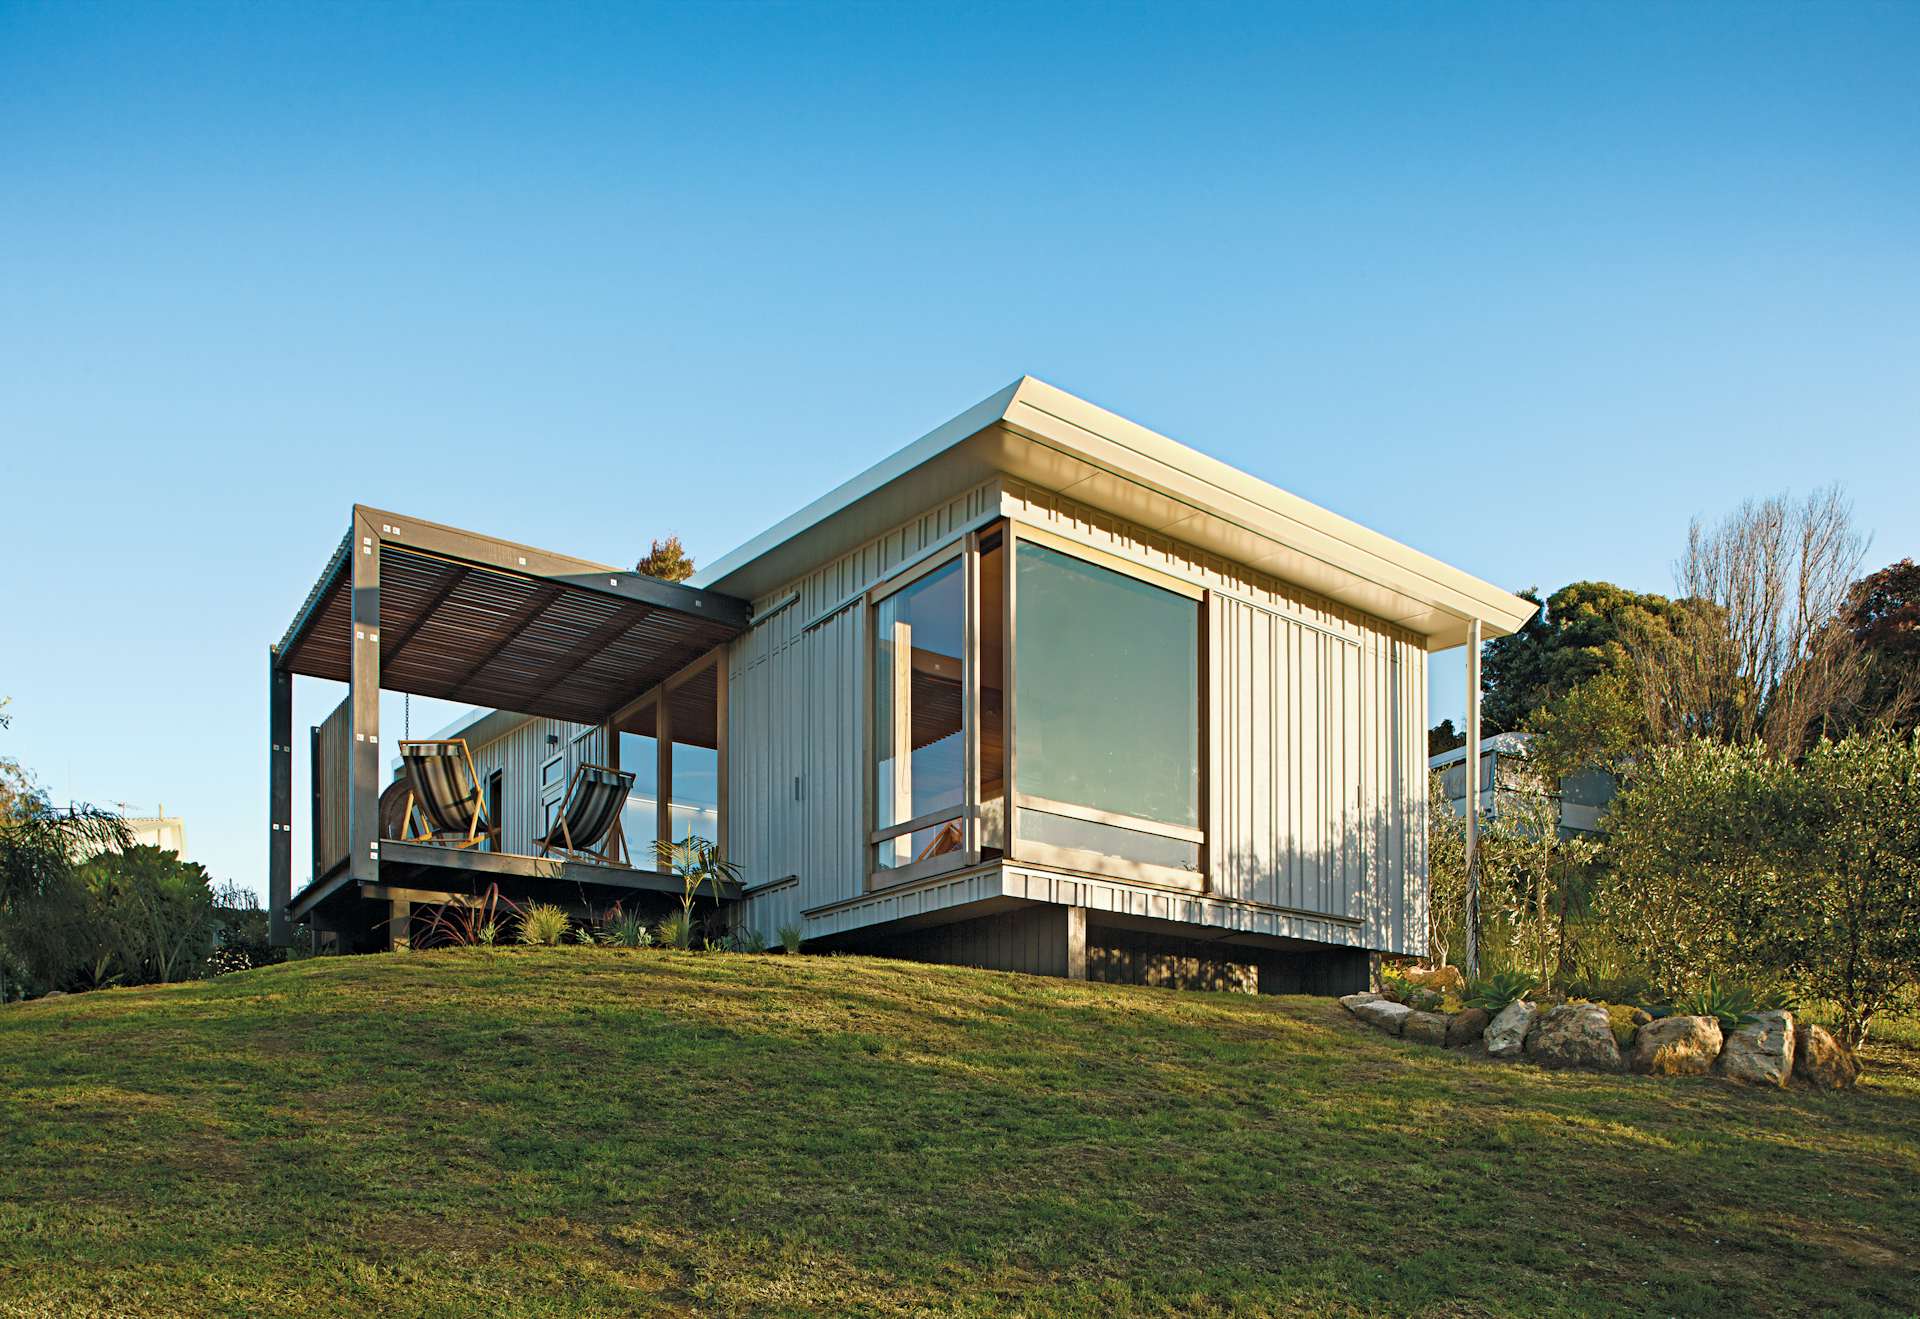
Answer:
[[537, 763, 636, 867], [396, 739, 492, 850]]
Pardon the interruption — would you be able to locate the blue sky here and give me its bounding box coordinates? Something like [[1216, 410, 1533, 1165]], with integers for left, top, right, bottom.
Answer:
[[3, 1, 1916, 897]]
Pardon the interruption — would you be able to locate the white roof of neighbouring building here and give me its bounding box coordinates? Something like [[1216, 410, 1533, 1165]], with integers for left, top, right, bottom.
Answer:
[[694, 376, 1535, 650]]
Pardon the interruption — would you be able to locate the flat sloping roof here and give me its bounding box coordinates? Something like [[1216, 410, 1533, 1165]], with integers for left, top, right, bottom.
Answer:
[[276, 506, 749, 726], [694, 377, 1534, 648]]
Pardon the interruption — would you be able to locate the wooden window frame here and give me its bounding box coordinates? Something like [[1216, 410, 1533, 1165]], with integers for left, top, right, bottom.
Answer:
[[865, 535, 981, 890], [1001, 520, 1210, 895], [610, 647, 730, 874]]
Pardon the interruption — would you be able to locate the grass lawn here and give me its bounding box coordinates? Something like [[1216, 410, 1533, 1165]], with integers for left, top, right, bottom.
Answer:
[[1, 949, 1916, 1317]]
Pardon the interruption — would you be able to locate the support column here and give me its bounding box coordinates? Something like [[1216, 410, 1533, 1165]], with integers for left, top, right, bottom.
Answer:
[[387, 896, 411, 951], [1064, 905, 1087, 981], [1463, 617, 1482, 979], [656, 694, 673, 854], [268, 651, 293, 946], [347, 511, 382, 887]]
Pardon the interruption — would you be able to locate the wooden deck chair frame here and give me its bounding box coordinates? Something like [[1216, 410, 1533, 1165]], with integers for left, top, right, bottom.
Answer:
[[397, 738, 493, 851], [536, 762, 633, 868]]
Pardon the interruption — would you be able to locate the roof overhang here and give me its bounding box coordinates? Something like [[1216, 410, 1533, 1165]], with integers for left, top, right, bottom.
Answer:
[[694, 377, 1535, 649], [275, 506, 750, 725]]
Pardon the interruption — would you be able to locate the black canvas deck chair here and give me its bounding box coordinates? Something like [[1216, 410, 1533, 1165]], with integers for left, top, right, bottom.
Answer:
[[396, 739, 492, 850], [537, 763, 635, 867]]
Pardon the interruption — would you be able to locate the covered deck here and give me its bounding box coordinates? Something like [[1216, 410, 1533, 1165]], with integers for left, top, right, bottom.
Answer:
[[270, 506, 750, 949]]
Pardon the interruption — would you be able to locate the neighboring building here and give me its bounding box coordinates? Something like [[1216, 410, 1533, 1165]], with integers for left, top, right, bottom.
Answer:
[[123, 809, 189, 857], [1428, 732, 1615, 836], [269, 377, 1533, 992], [75, 806, 189, 860]]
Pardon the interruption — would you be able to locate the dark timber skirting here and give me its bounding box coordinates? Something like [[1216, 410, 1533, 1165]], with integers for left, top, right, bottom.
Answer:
[[830, 904, 1371, 995]]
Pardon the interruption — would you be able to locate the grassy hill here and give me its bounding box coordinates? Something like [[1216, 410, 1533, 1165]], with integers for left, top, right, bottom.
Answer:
[[2, 949, 1916, 1318]]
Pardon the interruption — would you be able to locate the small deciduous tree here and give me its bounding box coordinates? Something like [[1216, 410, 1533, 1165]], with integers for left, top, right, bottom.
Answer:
[[1632, 487, 1869, 760]]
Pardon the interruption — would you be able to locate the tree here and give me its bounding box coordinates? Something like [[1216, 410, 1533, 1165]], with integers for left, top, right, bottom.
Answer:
[[636, 535, 695, 582], [1834, 558, 1920, 736], [0, 791, 127, 999], [1594, 741, 1763, 998], [76, 846, 218, 985], [1478, 583, 1684, 736], [1427, 719, 1465, 757], [1602, 733, 1920, 1046], [1633, 487, 1869, 760], [1747, 733, 1920, 1048]]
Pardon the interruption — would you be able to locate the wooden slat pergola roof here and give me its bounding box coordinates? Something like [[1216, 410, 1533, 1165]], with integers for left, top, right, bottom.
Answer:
[[275, 505, 751, 727]]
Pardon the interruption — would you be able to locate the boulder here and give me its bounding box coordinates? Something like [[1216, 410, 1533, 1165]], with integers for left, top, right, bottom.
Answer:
[[1403, 1009, 1451, 1046], [1338, 992, 1382, 1014], [1404, 965, 1467, 995], [1718, 1010, 1796, 1088], [1629, 1014, 1723, 1076], [1525, 1003, 1625, 1072], [1792, 1023, 1859, 1091], [1350, 999, 1413, 1036], [1483, 1000, 1537, 1059], [1445, 1008, 1491, 1048]]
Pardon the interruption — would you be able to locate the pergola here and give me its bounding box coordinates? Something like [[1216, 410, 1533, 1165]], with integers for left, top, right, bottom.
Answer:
[[268, 506, 750, 944]]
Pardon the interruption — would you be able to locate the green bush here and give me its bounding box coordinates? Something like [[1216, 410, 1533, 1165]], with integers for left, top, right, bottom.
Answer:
[[1465, 969, 1537, 1014], [777, 923, 804, 955], [605, 910, 653, 948], [517, 904, 570, 947], [656, 911, 693, 950]]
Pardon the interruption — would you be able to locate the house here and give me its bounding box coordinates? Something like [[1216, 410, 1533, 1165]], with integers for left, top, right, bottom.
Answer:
[[268, 378, 1533, 992], [1428, 732, 1615, 836], [75, 805, 189, 860]]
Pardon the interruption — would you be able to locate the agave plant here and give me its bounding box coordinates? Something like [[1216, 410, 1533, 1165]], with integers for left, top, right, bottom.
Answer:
[[1673, 977, 1784, 1031], [1464, 969, 1537, 1014]]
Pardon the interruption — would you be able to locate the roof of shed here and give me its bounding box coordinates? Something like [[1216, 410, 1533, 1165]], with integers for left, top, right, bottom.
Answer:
[[693, 377, 1535, 649]]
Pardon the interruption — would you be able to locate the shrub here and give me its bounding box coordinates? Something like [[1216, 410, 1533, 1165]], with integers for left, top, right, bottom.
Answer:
[[656, 911, 693, 950], [1379, 967, 1443, 1012], [605, 909, 653, 948], [517, 904, 570, 947], [1672, 978, 1759, 1031], [570, 923, 601, 946], [1465, 969, 1537, 1014], [777, 923, 804, 955], [205, 946, 254, 977], [414, 885, 504, 950], [725, 926, 768, 954]]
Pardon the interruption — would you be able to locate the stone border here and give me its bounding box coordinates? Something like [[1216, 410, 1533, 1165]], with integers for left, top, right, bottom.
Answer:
[[1338, 993, 1858, 1090]]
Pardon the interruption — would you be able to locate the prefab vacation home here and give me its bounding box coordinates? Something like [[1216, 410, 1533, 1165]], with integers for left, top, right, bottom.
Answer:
[[269, 378, 1532, 992]]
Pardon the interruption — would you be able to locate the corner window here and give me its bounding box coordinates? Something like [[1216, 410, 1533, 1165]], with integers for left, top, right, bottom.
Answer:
[[865, 523, 1203, 891], [1012, 541, 1201, 874]]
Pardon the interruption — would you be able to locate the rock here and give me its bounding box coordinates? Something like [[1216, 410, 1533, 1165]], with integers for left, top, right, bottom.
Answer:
[[1404, 964, 1466, 995], [1350, 998, 1413, 1036], [1338, 992, 1382, 1014], [1403, 1009, 1451, 1046], [1629, 1014, 1723, 1076], [39, 990, 66, 999], [1525, 1003, 1625, 1071], [1792, 1023, 1859, 1090], [1483, 1000, 1537, 1059], [1718, 1010, 1796, 1088], [1445, 1008, 1490, 1048]]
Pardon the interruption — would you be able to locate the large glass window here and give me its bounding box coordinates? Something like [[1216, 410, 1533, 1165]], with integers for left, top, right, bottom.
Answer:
[[668, 665, 721, 843], [1013, 541, 1200, 872], [873, 557, 965, 870], [613, 654, 724, 868]]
